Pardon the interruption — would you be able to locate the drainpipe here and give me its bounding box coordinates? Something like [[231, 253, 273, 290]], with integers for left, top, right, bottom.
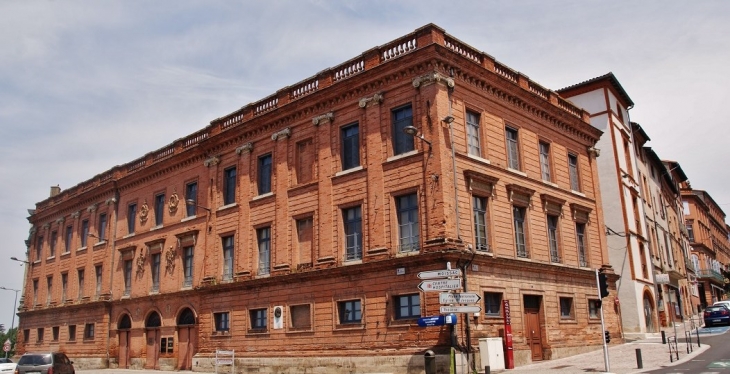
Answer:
[[105, 186, 119, 366]]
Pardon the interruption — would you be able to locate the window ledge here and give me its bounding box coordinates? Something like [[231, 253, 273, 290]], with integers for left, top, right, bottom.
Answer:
[[150, 224, 164, 231], [395, 251, 419, 258], [252, 192, 274, 201], [76, 246, 88, 253], [123, 233, 135, 239], [46, 256, 56, 261], [335, 165, 364, 177], [93, 241, 107, 248], [181, 215, 197, 222], [386, 150, 419, 163], [466, 154, 491, 165], [343, 259, 363, 266], [571, 190, 586, 197], [334, 323, 365, 331], [507, 168, 527, 177], [542, 180, 558, 188], [217, 202, 238, 211]]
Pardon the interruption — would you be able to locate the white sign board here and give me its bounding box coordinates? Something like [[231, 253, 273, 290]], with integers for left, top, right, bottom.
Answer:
[[440, 305, 482, 314], [440, 292, 482, 304], [655, 273, 670, 284], [418, 279, 462, 292], [417, 269, 462, 279]]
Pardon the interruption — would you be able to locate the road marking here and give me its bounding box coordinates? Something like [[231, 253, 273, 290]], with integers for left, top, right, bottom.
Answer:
[[708, 360, 730, 368]]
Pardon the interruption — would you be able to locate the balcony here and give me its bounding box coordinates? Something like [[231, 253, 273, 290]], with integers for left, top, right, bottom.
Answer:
[[697, 269, 724, 284]]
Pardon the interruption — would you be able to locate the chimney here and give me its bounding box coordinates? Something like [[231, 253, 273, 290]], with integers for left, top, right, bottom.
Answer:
[[50, 185, 61, 197]]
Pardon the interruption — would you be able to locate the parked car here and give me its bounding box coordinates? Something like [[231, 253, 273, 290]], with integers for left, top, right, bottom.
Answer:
[[13, 353, 74, 374], [704, 305, 730, 327], [0, 358, 16, 374], [713, 300, 730, 310]]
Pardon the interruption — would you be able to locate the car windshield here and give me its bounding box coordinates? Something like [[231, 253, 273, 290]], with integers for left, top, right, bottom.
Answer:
[[707, 306, 726, 312], [18, 354, 52, 365], [0, 358, 11, 363]]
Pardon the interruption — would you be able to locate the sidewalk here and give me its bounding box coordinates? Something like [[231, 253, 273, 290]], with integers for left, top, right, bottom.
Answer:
[[498, 320, 712, 374]]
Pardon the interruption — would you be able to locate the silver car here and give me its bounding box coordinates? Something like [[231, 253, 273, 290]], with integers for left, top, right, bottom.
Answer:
[[13, 353, 74, 374]]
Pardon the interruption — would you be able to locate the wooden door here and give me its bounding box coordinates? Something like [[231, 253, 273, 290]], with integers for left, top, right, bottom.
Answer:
[[178, 327, 195, 370], [525, 310, 543, 360], [118, 331, 130, 368], [145, 329, 160, 369]]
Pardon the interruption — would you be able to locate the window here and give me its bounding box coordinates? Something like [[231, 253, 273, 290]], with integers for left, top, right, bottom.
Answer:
[[52, 326, 59, 341], [290, 304, 312, 330], [37, 328, 44, 342], [343, 206, 362, 261], [77, 269, 84, 300], [185, 181, 198, 217], [683, 201, 690, 215], [296, 217, 313, 266], [250, 308, 267, 330], [588, 299, 601, 319], [258, 154, 272, 195], [341, 123, 360, 170], [392, 105, 414, 155], [80, 219, 89, 247], [568, 153, 580, 192], [84, 323, 95, 339], [50, 231, 57, 257], [396, 193, 419, 253], [472, 196, 489, 252], [23, 329, 29, 343], [296, 139, 314, 184], [639, 243, 649, 279], [32, 279, 38, 305], [35, 235, 43, 261], [154, 193, 165, 226], [466, 110, 481, 157], [214, 312, 230, 332], [338, 300, 362, 324], [46, 276, 52, 305], [183, 245, 194, 287], [68, 325, 76, 341], [394, 294, 420, 319], [484, 292, 502, 317], [65, 225, 73, 253], [505, 127, 520, 170], [98, 213, 107, 241], [513, 206, 528, 258], [61, 273, 67, 303], [576, 222, 588, 267], [223, 167, 237, 205], [539, 142, 551, 181], [257, 228, 271, 275], [127, 203, 137, 235], [686, 221, 695, 242], [123, 260, 132, 296], [547, 215, 560, 263], [222, 236, 234, 281], [623, 137, 633, 176], [151, 253, 161, 292], [160, 337, 174, 354], [95, 265, 102, 297], [559, 297, 574, 319]]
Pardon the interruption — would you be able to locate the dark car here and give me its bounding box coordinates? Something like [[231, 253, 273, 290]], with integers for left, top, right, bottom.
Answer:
[[704, 305, 730, 327], [13, 352, 74, 374]]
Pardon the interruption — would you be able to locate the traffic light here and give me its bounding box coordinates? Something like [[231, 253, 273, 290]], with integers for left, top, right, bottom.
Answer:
[[604, 330, 611, 344], [598, 272, 609, 298]]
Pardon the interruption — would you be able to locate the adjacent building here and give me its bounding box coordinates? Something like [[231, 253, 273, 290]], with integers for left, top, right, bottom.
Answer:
[[19, 24, 618, 373]]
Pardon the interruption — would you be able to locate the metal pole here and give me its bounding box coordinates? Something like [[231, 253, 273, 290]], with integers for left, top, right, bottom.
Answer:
[[635, 348, 643, 369], [0, 288, 18, 358], [595, 269, 610, 372]]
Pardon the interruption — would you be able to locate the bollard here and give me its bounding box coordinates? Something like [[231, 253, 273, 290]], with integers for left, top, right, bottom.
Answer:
[[635, 348, 643, 369], [424, 350, 436, 374], [485, 365, 490, 374], [696, 326, 701, 347], [661, 330, 666, 344]]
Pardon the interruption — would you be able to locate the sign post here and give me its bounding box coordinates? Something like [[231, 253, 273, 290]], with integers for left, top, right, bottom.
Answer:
[[503, 300, 514, 369]]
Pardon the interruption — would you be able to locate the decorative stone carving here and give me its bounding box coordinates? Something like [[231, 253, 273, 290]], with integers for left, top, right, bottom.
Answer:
[[271, 127, 291, 141], [136, 248, 146, 275], [55, 217, 65, 225], [358, 92, 384, 108], [312, 112, 335, 126], [87, 203, 98, 213], [412, 72, 455, 89], [42, 223, 50, 230], [203, 156, 220, 167], [139, 201, 149, 224], [70, 211, 80, 219], [587, 146, 601, 158], [235, 142, 254, 155], [165, 245, 176, 272], [168, 192, 179, 214], [105, 197, 117, 205]]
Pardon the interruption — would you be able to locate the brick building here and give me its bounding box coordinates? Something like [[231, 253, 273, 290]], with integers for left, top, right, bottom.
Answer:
[[19, 24, 618, 373]]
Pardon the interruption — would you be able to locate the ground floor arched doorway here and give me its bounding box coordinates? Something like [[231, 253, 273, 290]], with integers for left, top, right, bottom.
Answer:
[[643, 290, 656, 333], [177, 307, 197, 370]]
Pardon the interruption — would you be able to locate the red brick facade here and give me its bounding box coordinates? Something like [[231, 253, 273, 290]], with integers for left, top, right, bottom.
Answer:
[[20, 24, 619, 373]]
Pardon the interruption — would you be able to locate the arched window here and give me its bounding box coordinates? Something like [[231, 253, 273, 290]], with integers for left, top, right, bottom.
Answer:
[[177, 308, 196, 326], [146, 311, 161, 328], [118, 314, 132, 330]]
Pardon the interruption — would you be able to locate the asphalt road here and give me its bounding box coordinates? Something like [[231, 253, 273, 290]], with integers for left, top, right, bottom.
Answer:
[[646, 326, 730, 374]]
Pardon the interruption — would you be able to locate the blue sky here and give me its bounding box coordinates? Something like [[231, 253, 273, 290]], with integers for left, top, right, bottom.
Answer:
[[1, 0, 729, 330]]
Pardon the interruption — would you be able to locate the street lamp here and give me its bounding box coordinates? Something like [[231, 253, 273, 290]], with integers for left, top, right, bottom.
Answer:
[[185, 199, 211, 213], [0, 286, 20, 358], [402, 126, 432, 153], [9, 257, 29, 265]]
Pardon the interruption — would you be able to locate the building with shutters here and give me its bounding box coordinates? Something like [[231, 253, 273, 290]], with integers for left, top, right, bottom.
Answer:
[[18, 24, 618, 373]]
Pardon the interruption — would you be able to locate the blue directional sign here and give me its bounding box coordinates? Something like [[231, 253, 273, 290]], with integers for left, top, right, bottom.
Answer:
[[417, 314, 457, 327]]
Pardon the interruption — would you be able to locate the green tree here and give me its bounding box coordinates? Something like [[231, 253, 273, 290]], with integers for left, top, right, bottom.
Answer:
[[0, 327, 18, 358]]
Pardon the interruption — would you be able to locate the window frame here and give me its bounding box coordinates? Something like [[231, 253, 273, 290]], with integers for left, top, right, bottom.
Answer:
[[466, 110, 482, 157], [127, 203, 137, 235], [547, 214, 561, 263], [151, 252, 161, 292], [154, 193, 165, 226], [123, 259, 132, 296], [249, 308, 268, 331], [289, 304, 312, 331], [257, 227, 271, 275], [576, 222, 588, 267], [65, 225, 73, 253], [49, 231, 57, 257], [341, 122, 360, 170], [80, 219, 89, 248], [513, 205, 528, 258], [84, 323, 95, 340], [183, 245, 194, 288], [539, 141, 552, 182], [77, 269, 84, 301], [223, 166, 237, 205], [68, 325, 76, 341], [222, 235, 234, 281], [258, 154, 273, 195], [505, 127, 521, 170], [484, 292, 502, 317], [338, 299, 363, 325], [568, 153, 581, 192], [185, 181, 198, 217], [213, 311, 230, 333], [98, 213, 107, 242], [472, 195, 490, 252], [588, 299, 601, 320], [343, 206, 362, 261], [396, 193, 420, 253], [559, 297, 575, 320], [393, 293, 420, 320], [392, 104, 414, 155]]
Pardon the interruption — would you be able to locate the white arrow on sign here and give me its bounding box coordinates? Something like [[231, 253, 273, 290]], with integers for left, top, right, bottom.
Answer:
[[440, 305, 482, 314], [439, 292, 482, 305], [417, 269, 462, 279], [418, 279, 462, 292]]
